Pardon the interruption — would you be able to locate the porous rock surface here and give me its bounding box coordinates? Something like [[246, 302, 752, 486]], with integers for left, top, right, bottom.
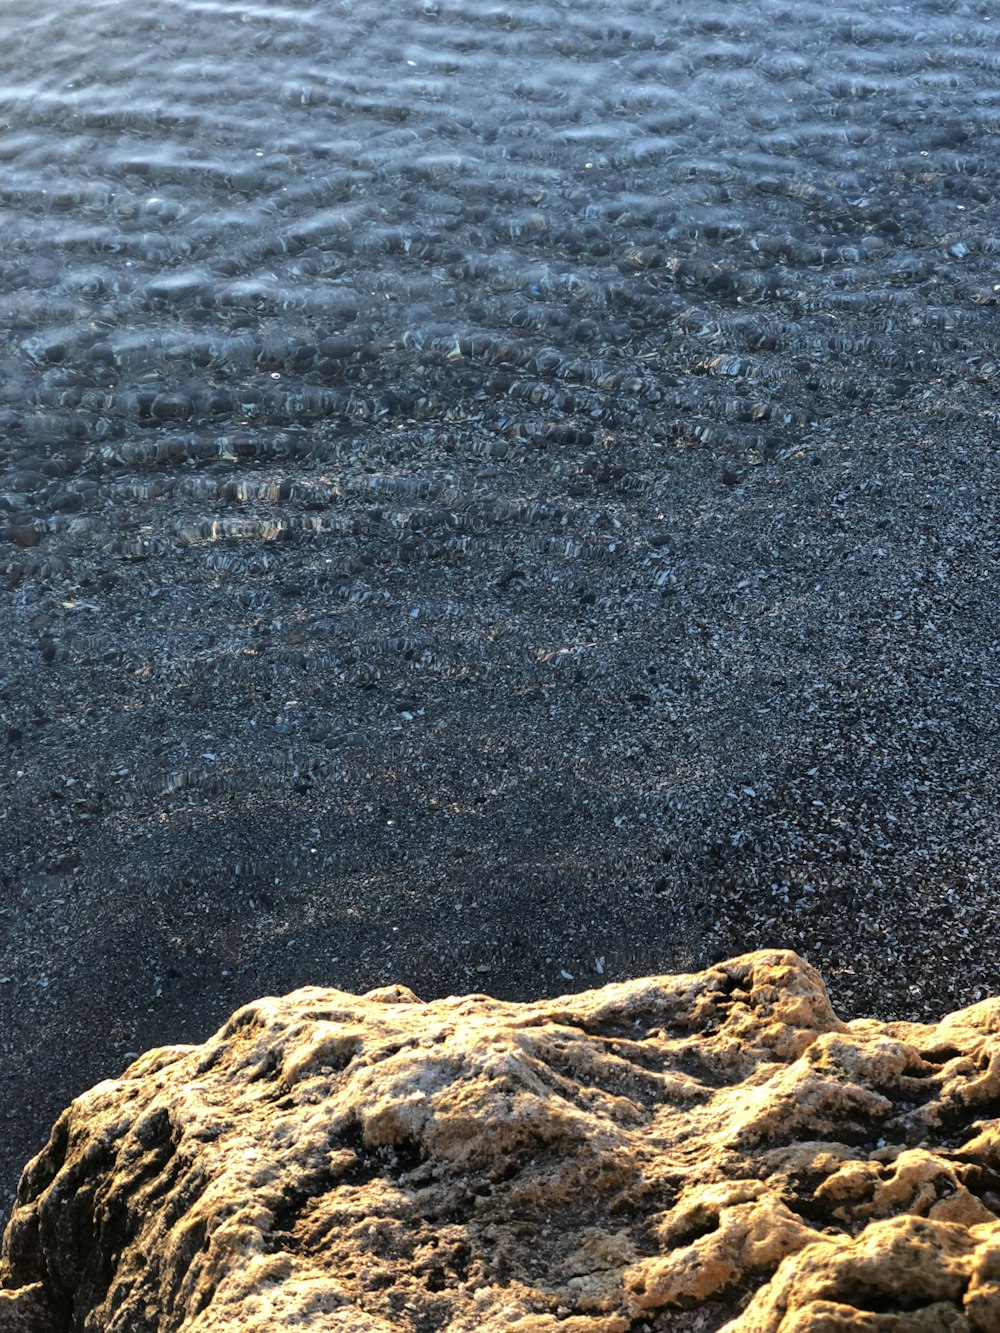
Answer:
[[4, 950, 1000, 1332]]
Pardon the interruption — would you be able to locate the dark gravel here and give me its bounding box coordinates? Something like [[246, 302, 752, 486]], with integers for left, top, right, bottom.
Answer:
[[2, 0, 1000, 1218]]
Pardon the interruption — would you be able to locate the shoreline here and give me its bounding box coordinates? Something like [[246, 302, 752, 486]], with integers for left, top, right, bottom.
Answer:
[[3, 387, 998, 1212]]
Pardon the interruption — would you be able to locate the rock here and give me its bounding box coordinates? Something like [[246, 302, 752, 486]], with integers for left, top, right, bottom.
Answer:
[[0, 526, 41, 549], [3, 950, 1000, 1332], [0, 1286, 53, 1333]]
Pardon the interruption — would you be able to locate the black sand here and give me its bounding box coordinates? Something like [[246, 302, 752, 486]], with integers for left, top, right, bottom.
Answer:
[[2, 0, 1000, 1214]]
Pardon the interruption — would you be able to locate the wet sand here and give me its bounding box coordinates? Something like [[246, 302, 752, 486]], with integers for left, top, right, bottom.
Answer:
[[3, 385, 999, 1215]]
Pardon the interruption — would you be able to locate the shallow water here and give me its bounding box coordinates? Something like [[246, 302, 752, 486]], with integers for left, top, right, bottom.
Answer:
[[2, 0, 999, 540]]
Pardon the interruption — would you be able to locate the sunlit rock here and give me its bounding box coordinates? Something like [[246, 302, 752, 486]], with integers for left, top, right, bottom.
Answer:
[[3, 951, 1000, 1331]]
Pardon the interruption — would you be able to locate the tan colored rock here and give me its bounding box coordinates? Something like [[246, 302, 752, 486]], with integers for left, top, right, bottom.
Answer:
[[732, 1215, 1000, 1332], [0, 1285, 53, 1333], [3, 950, 1000, 1332]]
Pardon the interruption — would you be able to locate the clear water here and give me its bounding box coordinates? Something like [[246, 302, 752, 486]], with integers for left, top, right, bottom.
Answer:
[[1, 0, 998, 528]]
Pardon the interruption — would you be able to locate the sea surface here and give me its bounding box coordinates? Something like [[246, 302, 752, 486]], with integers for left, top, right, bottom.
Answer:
[[1, 0, 999, 517]]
